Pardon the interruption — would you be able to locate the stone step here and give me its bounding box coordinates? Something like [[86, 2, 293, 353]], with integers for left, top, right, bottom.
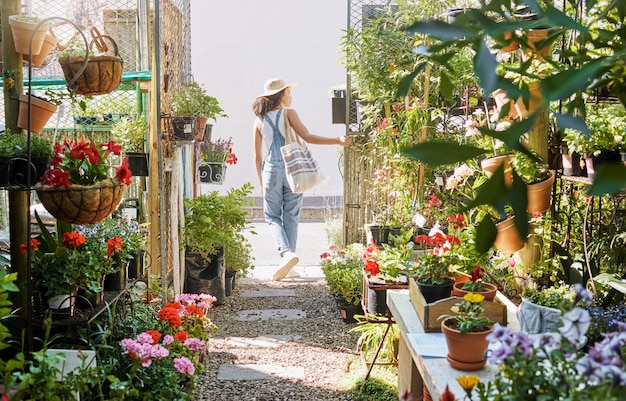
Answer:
[[217, 364, 305, 381], [225, 335, 302, 348], [239, 289, 296, 298], [235, 309, 306, 321]]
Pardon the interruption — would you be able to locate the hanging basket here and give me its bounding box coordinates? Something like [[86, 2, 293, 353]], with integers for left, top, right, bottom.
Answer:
[[34, 178, 126, 225], [57, 35, 123, 96], [197, 162, 227, 184]]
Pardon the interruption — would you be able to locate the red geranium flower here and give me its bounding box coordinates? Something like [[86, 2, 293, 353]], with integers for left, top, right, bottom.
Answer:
[[175, 331, 189, 342], [364, 259, 380, 276], [61, 232, 86, 248], [145, 330, 162, 344], [116, 157, 132, 185], [106, 236, 124, 257]]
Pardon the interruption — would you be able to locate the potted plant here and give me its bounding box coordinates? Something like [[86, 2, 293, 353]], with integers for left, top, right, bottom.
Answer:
[[170, 81, 227, 141], [320, 244, 365, 322], [511, 150, 555, 213], [81, 217, 149, 291], [196, 137, 237, 184], [563, 103, 625, 181], [17, 92, 58, 133], [0, 129, 53, 187], [30, 217, 108, 309], [182, 183, 253, 303], [34, 137, 132, 225], [8, 15, 52, 56], [57, 30, 123, 96], [111, 114, 149, 176], [451, 266, 498, 302], [439, 293, 495, 371], [518, 283, 575, 334]]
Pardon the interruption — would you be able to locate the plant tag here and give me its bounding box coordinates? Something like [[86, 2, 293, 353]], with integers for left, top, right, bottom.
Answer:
[[435, 175, 444, 186], [184, 123, 192, 133]]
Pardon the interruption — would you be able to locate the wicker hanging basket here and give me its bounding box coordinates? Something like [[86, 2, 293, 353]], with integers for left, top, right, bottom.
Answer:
[[58, 34, 123, 96], [34, 178, 126, 225]]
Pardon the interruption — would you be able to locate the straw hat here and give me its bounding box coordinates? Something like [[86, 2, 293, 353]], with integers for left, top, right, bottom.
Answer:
[[258, 78, 297, 97]]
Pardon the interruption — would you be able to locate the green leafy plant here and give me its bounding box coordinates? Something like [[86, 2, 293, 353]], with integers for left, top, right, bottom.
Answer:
[[171, 82, 228, 121], [511, 150, 550, 184], [320, 244, 365, 305], [439, 293, 494, 335], [362, 230, 419, 283], [522, 283, 576, 312], [182, 183, 254, 263], [563, 103, 626, 157], [350, 314, 400, 363], [110, 114, 149, 153], [0, 129, 53, 158]]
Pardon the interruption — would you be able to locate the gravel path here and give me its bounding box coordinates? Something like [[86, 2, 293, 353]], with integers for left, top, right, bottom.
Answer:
[[193, 278, 363, 401]]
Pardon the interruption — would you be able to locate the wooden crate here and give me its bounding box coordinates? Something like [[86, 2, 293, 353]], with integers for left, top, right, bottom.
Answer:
[[408, 277, 508, 332]]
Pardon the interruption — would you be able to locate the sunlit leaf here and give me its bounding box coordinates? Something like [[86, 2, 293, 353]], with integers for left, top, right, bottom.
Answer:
[[397, 63, 426, 97], [541, 62, 605, 101], [401, 142, 486, 166], [440, 71, 453, 101]]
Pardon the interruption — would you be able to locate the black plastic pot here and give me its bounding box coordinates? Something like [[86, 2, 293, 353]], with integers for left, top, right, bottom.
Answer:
[[416, 278, 455, 304], [184, 247, 225, 305], [337, 298, 363, 324], [126, 152, 149, 177]]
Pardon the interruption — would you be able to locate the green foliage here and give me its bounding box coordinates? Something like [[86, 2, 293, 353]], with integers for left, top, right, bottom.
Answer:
[[350, 315, 399, 364], [110, 114, 148, 153], [320, 244, 365, 305], [0, 129, 53, 157], [171, 82, 227, 121], [522, 284, 576, 312], [563, 103, 626, 156], [511, 150, 550, 184], [439, 293, 494, 334], [183, 183, 254, 263]]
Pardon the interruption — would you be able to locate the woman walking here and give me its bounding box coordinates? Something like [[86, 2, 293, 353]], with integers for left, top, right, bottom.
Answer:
[[252, 78, 352, 280]]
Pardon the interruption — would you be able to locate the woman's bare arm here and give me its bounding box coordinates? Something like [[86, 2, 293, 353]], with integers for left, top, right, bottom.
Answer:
[[286, 109, 351, 147]]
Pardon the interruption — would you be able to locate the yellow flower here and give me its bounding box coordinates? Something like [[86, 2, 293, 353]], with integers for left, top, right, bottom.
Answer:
[[463, 292, 485, 303], [457, 374, 479, 391]]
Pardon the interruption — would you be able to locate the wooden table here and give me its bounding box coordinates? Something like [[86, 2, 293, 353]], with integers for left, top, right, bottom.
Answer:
[[387, 290, 499, 400]]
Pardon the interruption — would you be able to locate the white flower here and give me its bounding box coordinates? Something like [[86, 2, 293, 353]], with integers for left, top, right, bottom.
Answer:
[[495, 121, 511, 131]]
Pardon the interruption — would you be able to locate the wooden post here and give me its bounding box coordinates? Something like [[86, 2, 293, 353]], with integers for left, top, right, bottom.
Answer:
[[2, 0, 23, 132], [3, 1, 32, 353]]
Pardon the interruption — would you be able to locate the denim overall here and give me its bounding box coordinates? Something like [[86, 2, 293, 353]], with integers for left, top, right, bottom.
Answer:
[[262, 108, 303, 255]]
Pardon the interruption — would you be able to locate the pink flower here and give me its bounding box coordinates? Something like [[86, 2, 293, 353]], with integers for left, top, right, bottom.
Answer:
[[163, 335, 175, 345], [174, 357, 195, 375], [508, 259, 516, 268], [183, 337, 206, 351], [532, 211, 543, 218], [137, 332, 154, 344]]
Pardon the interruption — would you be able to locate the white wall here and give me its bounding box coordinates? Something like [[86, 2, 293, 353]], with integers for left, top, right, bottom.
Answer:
[[190, 0, 348, 199]]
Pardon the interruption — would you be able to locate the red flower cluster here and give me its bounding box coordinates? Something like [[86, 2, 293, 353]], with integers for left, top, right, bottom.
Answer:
[[145, 329, 162, 344], [174, 331, 189, 342], [361, 243, 381, 276], [106, 236, 123, 257], [469, 266, 484, 283], [225, 148, 238, 165], [40, 137, 132, 187], [157, 302, 183, 327], [62, 232, 86, 248]]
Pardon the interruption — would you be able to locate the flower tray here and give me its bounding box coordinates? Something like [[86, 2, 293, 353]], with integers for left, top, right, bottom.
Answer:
[[34, 178, 126, 225], [408, 277, 507, 332]]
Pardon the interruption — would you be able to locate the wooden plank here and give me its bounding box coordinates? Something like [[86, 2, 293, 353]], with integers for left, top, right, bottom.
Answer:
[[409, 277, 507, 332]]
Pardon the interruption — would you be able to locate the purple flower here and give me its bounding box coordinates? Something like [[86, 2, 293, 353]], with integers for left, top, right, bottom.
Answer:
[[173, 357, 195, 375], [136, 332, 154, 344], [560, 307, 591, 346], [573, 284, 593, 305], [163, 335, 174, 345], [487, 323, 510, 343]]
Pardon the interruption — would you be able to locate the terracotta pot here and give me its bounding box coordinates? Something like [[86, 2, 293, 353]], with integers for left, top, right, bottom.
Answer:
[[499, 31, 520, 52], [8, 15, 51, 55], [513, 81, 543, 118], [24, 33, 57, 67], [442, 319, 494, 371], [451, 282, 498, 302], [17, 93, 58, 133], [491, 89, 519, 120], [527, 172, 555, 213], [494, 216, 525, 255], [480, 154, 514, 186], [523, 28, 553, 58], [34, 178, 126, 225]]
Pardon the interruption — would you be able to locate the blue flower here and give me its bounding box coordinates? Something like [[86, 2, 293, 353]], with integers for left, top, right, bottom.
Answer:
[[560, 307, 591, 346]]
